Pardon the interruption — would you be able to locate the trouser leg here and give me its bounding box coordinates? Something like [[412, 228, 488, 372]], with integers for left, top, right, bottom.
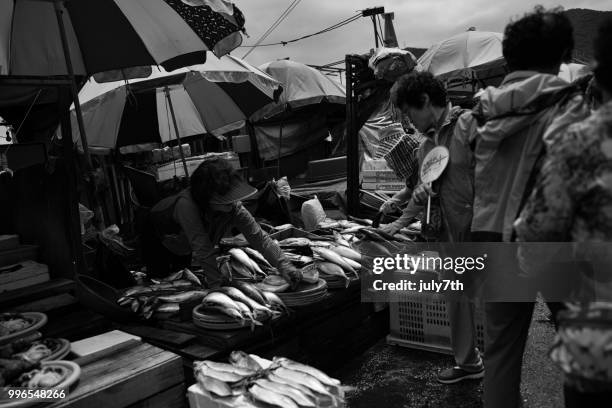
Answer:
[[447, 298, 482, 370], [482, 301, 535, 408]]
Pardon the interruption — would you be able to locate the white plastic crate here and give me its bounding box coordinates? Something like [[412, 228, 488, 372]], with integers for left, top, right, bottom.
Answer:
[[387, 287, 485, 355]]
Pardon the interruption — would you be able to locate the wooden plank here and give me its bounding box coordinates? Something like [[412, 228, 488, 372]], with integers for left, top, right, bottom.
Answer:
[[127, 383, 186, 408], [51, 343, 184, 408], [119, 325, 196, 347], [0, 278, 74, 309], [9, 293, 77, 313]]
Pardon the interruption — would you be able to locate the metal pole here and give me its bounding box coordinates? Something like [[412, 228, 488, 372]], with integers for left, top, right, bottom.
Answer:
[[372, 16, 379, 48], [53, 1, 92, 171], [345, 55, 360, 216], [163, 86, 190, 178], [277, 118, 284, 178]]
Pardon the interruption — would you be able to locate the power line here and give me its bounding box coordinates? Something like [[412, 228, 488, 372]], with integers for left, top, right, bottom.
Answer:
[[242, 0, 302, 59], [240, 13, 361, 50]]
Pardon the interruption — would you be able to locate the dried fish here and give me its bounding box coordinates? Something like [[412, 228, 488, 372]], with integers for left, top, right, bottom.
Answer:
[[249, 383, 299, 408], [229, 351, 263, 372], [312, 247, 356, 275], [273, 367, 332, 397], [254, 378, 316, 407], [195, 372, 232, 397]]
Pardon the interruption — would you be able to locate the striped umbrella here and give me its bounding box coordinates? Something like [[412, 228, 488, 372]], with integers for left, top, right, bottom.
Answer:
[[0, 0, 246, 77], [67, 55, 282, 156]]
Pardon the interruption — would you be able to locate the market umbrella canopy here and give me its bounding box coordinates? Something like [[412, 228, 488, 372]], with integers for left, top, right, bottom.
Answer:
[[0, 0, 246, 77], [418, 31, 504, 78], [65, 55, 282, 153], [250, 60, 346, 122]]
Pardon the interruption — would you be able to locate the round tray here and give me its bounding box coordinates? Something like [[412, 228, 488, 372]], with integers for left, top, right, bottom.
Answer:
[[41, 338, 71, 362], [0, 313, 48, 346], [276, 279, 327, 300], [0, 360, 81, 408], [193, 305, 273, 331], [282, 292, 328, 307]]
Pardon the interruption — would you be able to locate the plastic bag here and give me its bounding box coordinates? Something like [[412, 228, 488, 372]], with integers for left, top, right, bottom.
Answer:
[[273, 177, 291, 199], [301, 195, 327, 231]]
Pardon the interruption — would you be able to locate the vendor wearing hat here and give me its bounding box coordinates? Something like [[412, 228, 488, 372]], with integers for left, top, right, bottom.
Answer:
[[146, 156, 302, 288]]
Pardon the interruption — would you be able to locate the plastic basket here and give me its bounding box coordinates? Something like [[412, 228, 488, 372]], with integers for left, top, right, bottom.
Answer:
[[387, 287, 485, 355]]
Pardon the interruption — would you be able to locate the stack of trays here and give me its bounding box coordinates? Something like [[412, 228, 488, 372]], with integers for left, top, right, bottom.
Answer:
[[192, 305, 269, 331], [276, 279, 328, 307], [321, 274, 359, 290]]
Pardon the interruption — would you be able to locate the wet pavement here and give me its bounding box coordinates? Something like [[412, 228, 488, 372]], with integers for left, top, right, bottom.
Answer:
[[332, 300, 563, 408]]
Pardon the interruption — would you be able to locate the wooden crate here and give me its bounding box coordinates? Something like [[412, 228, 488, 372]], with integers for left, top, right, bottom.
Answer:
[[50, 342, 186, 408]]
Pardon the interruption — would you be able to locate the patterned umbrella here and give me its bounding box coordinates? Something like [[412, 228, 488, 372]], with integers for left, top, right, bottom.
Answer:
[[0, 0, 246, 77]]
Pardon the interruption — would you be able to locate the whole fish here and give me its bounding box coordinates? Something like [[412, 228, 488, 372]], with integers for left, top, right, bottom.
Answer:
[[229, 248, 256, 272], [341, 256, 361, 272], [301, 267, 319, 284], [242, 247, 272, 268], [229, 351, 263, 372], [197, 360, 256, 377], [217, 287, 272, 320], [340, 225, 367, 234], [275, 358, 341, 388], [316, 262, 349, 287], [122, 286, 153, 297], [263, 275, 289, 286], [283, 253, 314, 264], [347, 215, 373, 226], [201, 304, 245, 322], [130, 299, 140, 313], [164, 269, 185, 281], [229, 281, 267, 305], [182, 269, 202, 286], [267, 373, 337, 407], [232, 300, 260, 325], [117, 296, 133, 306], [330, 245, 362, 261], [261, 292, 289, 314], [256, 282, 290, 293], [254, 379, 316, 407], [230, 258, 255, 280], [249, 384, 299, 408], [273, 367, 332, 397], [278, 237, 311, 247], [308, 240, 334, 248], [196, 363, 246, 383], [195, 372, 232, 397], [169, 280, 196, 289], [156, 302, 180, 313], [157, 290, 209, 304], [333, 231, 351, 248], [202, 292, 242, 311], [312, 247, 356, 275]]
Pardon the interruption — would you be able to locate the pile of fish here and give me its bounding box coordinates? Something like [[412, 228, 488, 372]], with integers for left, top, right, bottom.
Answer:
[[275, 233, 362, 289], [116, 269, 206, 319], [217, 247, 276, 282], [319, 217, 416, 247], [193, 281, 289, 329], [194, 351, 345, 408]]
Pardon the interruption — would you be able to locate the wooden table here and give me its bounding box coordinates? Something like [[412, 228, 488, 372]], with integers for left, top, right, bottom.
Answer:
[[50, 342, 186, 408]]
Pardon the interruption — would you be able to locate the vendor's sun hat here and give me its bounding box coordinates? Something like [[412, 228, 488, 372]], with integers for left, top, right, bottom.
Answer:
[[209, 173, 258, 205]]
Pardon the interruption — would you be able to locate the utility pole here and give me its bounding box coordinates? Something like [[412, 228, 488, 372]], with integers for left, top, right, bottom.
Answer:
[[362, 7, 385, 48]]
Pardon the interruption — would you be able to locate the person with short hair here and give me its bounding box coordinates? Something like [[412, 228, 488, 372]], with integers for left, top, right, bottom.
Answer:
[[470, 6, 590, 408], [382, 71, 483, 384], [146, 157, 302, 288], [515, 18, 612, 407]]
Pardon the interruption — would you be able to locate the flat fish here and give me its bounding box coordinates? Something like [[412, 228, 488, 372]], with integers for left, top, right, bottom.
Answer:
[[275, 358, 341, 387], [197, 360, 256, 377], [273, 367, 332, 397], [249, 383, 299, 408], [254, 379, 316, 407], [229, 350, 263, 371], [195, 372, 232, 397], [196, 364, 246, 383]]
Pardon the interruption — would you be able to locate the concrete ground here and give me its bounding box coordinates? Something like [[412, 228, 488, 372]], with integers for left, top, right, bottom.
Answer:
[[333, 300, 563, 408]]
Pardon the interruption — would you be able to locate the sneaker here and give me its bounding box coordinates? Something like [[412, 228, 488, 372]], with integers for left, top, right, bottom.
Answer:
[[436, 366, 484, 384]]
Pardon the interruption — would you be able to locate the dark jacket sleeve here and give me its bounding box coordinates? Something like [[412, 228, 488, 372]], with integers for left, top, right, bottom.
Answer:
[[232, 203, 286, 267], [173, 197, 219, 276]]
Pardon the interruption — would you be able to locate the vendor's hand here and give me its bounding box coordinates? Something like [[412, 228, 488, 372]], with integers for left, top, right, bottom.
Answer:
[[380, 198, 401, 215], [278, 260, 303, 290], [379, 223, 401, 236], [412, 183, 436, 206]]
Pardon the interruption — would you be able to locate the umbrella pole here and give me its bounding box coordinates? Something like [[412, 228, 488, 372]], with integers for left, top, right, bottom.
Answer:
[[163, 86, 190, 178], [54, 1, 105, 229], [277, 119, 283, 179]]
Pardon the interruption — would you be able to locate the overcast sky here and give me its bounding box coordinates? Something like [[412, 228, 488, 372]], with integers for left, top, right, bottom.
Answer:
[[234, 0, 610, 68]]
